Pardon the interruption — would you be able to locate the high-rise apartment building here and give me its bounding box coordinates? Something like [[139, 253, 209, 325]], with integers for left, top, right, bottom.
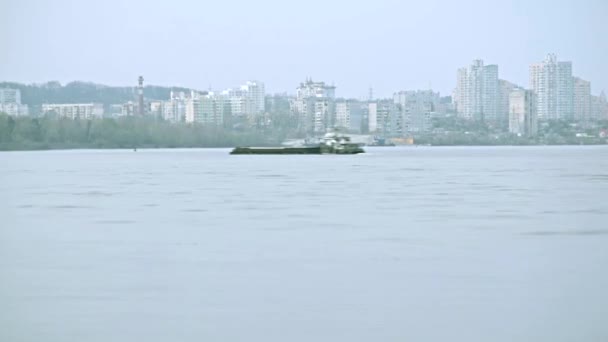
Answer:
[[529, 54, 574, 120], [333, 100, 364, 132], [368, 100, 399, 135], [292, 79, 336, 133], [498, 80, 518, 128], [574, 77, 591, 122], [241, 81, 265, 115], [183, 91, 225, 126], [163, 91, 187, 122], [591, 91, 608, 121], [455, 60, 499, 123], [335, 101, 351, 129], [509, 89, 538, 137], [393, 90, 439, 133]]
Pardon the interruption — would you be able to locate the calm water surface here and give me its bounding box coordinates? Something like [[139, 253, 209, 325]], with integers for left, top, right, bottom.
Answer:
[[1, 146, 607, 341]]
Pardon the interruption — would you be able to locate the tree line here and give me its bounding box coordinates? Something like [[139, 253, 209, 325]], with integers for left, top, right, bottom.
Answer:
[[0, 114, 273, 151]]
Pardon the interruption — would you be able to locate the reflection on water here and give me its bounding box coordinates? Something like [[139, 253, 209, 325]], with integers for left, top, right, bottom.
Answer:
[[1, 146, 608, 342]]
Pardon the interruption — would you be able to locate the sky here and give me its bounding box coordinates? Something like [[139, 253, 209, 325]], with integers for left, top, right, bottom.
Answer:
[[1, 0, 607, 98]]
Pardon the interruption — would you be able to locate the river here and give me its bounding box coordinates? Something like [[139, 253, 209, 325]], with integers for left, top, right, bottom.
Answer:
[[1, 146, 607, 341]]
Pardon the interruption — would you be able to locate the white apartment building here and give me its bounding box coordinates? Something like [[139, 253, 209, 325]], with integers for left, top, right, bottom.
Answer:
[[482, 65, 499, 123], [509, 89, 538, 137], [202, 81, 265, 123], [393, 90, 439, 133], [198, 93, 225, 126], [42, 103, 104, 119], [240, 80, 265, 114], [455, 60, 499, 123], [574, 77, 591, 122], [149, 101, 163, 117], [121, 102, 136, 117], [335, 101, 351, 129], [296, 79, 336, 99], [0, 103, 29, 116], [109, 104, 123, 117], [220, 89, 246, 117], [368, 102, 378, 133], [163, 91, 187, 122], [530, 54, 574, 120], [367, 100, 397, 135], [0, 88, 29, 116], [0, 88, 21, 104], [498, 80, 518, 128], [181, 91, 225, 126], [590, 92, 608, 121], [334, 100, 364, 131], [292, 79, 337, 133]]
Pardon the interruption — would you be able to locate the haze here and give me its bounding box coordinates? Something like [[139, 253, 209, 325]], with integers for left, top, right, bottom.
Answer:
[[1, 0, 606, 97]]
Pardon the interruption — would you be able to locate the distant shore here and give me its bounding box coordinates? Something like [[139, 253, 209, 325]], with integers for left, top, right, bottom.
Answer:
[[2, 142, 607, 152], [1, 114, 606, 151]]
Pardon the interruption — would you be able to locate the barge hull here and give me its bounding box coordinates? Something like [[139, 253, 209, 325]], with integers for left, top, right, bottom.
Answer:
[[230, 146, 364, 154], [230, 147, 323, 155]]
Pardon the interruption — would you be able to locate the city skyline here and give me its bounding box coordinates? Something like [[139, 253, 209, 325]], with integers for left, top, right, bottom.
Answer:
[[1, 0, 607, 98], [0, 54, 604, 101]]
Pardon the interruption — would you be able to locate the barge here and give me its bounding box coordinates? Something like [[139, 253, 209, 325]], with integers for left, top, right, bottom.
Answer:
[[230, 132, 365, 155]]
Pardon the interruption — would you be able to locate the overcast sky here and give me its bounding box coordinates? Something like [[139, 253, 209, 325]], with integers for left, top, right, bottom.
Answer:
[[1, 0, 606, 98]]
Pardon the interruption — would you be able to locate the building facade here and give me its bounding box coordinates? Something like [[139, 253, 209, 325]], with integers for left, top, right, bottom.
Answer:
[[509, 89, 538, 137], [393, 90, 439, 133], [368, 102, 377, 133], [455, 60, 499, 123], [530, 54, 574, 120], [498, 80, 518, 129], [42, 103, 104, 119], [149, 101, 163, 118], [591, 91, 608, 121], [0, 88, 29, 116], [292, 79, 336, 133], [241, 80, 265, 116], [0, 88, 21, 104], [574, 77, 591, 122], [0, 103, 29, 116], [368, 100, 399, 135], [181, 91, 225, 126], [162, 91, 187, 122], [335, 101, 351, 129]]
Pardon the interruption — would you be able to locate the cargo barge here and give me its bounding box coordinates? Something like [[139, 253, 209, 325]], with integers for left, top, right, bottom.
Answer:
[[230, 132, 364, 155]]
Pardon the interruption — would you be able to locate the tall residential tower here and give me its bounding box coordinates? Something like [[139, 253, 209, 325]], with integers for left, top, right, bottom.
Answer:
[[455, 60, 499, 124], [529, 54, 574, 120]]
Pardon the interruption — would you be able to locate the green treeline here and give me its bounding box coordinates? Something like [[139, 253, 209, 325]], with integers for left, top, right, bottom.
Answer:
[[1, 113, 606, 151], [0, 114, 272, 150]]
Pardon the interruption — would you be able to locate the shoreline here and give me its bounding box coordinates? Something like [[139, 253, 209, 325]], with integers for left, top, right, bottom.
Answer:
[[2, 143, 607, 152]]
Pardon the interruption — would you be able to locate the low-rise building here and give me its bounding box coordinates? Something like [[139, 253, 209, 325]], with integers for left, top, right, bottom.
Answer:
[[108, 104, 123, 117], [42, 103, 104, 119], [0, 88, 29, 116], [149, 101, 163, 117], [0, 88, 21, 104], [0, 103, 29, 116]]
